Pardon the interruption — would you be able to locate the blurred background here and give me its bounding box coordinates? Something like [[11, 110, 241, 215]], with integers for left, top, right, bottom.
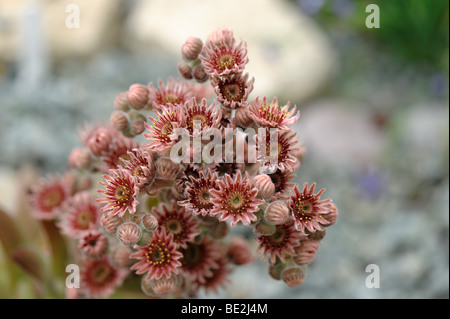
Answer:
[[0, 0, 448, 298]]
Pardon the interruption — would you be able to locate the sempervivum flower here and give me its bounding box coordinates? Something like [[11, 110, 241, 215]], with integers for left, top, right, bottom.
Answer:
[[58, 191, 101, 237], [79, 124, 119, 157], [80, 256, 127, 298], [98, 135, 140, 172], [148, 78, 194, 111], [211, 73, 254, 109], [256, 129, 299, 173], [28, 174, 70, 220], [200, 30, 249, 77], [78, 229, 109, 259], [268, 170, 296, 200], [256, 222, 306, 264], [174, 163, 203, 197], [184, 98, 222, 136], [288, 183, 332, 233], [179, 237, 222, 284], [249, 97, 300, 131], [119, 147, 156, 188], [178, 170, 219, 217], [130, 228, 183, 280], [152, 201, 201, 249], [193, 255, 231, 295], [210, 171, 264, 226], [209, 161, 244, 178], [226, 237, 255, 265], [97, 167, 139, 217], [143, 104, 185, 152]]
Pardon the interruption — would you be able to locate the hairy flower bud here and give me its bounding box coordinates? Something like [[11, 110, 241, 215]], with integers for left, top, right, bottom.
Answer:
[[322, 203, 338, 227], [101, 213, 123, 234], [254, 220, 276, 236], [251, 174, 275, 200], [227, 237, 255, 265], [264, 200, 289, 225], [182, 37, 203, 61], [114, 91, 129, 111], [192, 65, 208, 83], [117, 222, 141, 246], [178, 62, 193, 80], [110, 111, 129, 132], [78, 230, 108, 259], [234, 104, 254, 127], [282, 266, 306, 287], [156, 157, 181, 180], [130, 119, 144, 135], [142, 213, 158, 231], [127, 84, 149, 110], [69, 148, 92, 169], [293, 239, 320, 265], [110, 245, 133, 268], [136, 230, 154, 247]]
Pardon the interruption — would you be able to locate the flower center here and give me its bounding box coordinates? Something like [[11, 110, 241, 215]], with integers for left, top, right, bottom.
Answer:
[[77, 210, 94, 229], [181, 243, 202, 267], [188, 114, 209, 132], [42, 188, 64, 210], [226, 191, 246, 211], [220, 81, 244, 102], [218, 53, 235, 70], [162, 94, 180, 105], [259, 104, 287, 123], [114, 185, 130, 204], [165, 219, 183, 235], [193, 187, 213, 209], [265, 225, 288, 246], [91, 263, 114, 285], [145, 241, 171, 266], [295, 199, 314, 219]]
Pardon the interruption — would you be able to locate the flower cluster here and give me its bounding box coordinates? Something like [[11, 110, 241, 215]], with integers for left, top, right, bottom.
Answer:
[[27, 27, 337, 298]]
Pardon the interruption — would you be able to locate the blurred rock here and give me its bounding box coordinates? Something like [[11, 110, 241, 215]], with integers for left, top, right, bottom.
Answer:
[[0, 0, 122, 62], [124, 0, 337, 103]]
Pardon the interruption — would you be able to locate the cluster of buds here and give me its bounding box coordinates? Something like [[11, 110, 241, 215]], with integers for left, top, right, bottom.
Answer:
[[27, 27, 337, 298]]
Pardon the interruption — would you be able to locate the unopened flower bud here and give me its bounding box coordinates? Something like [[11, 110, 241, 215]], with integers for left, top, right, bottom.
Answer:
[[254, 220, 276, 236], [114, 91, 129, 111], [268, 264, 284, 281], [142, 213, 158, 231], [293, 239, 320, 265], [78, 230, 108, 259], [87, 127, 112, 156], [68, 148, 92, 169], [117, 222, 141, 246], [127, 84, 149, 110], [101, 213, 123, 234], [264, 200, 289, 225], [192, 65, 208, 83], [251, 174, 275, 200], [156, 157, 181, 180], [137, 230, 153, 247], [235, 104, 254, 127], [322, 203, 338, 227], [210, 220, 230, 239], [178, 62, 193, 80], [182, 37, 203, 61], [109, 245, 133, 268], [282, 266, 306, 287], [131, 119, 145, 135], [152, 275, 181, 296], [227, 237, 255, 265], [110, 111, 129, 131], [306, 229, 326, 241]]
